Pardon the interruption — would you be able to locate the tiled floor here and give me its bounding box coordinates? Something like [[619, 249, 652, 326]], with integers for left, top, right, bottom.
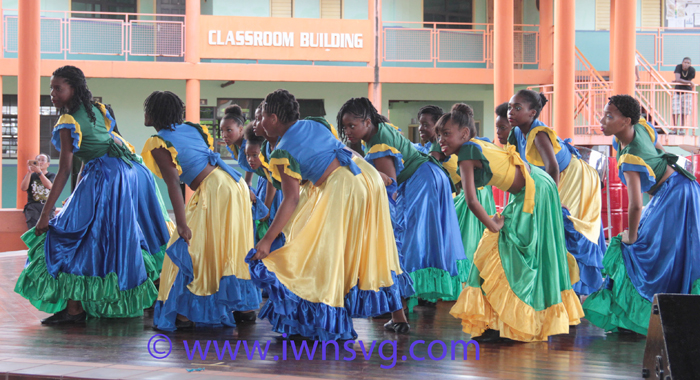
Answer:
[[0, 253, 648, 379]]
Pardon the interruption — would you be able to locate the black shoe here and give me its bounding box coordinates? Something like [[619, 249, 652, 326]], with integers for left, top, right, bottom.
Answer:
[[383, 319, 410, 333], [417, 299, 437, 307], [616, 327, 639, 335], [233, 311, 256, 324], [175, 318, 195, 329], [41, 309, 86, 325], [472, 329, 501, 342]]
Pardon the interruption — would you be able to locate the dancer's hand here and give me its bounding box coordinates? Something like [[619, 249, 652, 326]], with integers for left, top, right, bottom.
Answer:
[[253, 238, 273, 260], [177, 224, 192, 245], [489, 214, 505, 232], [249, 189, 256, 203], [379, 172, 393, 187], [35, 214, 50, 236], [621, 230, 637, 244]]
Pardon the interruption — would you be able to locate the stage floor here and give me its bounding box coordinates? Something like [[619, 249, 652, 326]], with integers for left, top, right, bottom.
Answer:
[[0, 251, 647, 380]]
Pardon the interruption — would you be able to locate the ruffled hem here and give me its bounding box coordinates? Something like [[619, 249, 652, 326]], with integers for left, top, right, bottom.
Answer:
[[408, 259, 470, 302], [365, 148, 405, 179], [52, 122, 82, 153], [582, 236, 665, 335], [141, 135, 183, 178], [246, 249, 407, 340], [142, 244, 166, 282], [450, 230, 584, 342], [15, 231, 158, 318]]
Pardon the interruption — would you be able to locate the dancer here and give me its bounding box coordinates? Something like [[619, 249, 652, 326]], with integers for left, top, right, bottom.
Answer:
[[248, 89, 412, 340], [338, 98, 466, 310], [221, 105, 255, 186], [495, 102, 512, 145], [442, 103, 584, 342], [15, 65, 158, 324], [251, 103, 283, 226], [584, 95, 700, 335], [415, 105, 461, 187], [141, 91, 260, 331], [508, 89, 604, 295], [243, 124, 275, 242]]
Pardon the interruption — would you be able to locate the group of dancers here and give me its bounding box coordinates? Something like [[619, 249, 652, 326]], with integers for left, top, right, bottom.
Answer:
[[14, 65, 700, 343]]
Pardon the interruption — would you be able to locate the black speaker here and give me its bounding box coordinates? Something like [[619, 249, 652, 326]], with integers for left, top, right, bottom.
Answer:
[[642, 294, 700, 380]]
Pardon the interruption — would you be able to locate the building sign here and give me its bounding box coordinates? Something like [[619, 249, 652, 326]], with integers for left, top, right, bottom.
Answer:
[[199, 16, 373, 62]]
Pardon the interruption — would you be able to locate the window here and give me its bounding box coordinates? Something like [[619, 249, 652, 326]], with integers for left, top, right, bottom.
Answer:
[[641, 0, 661, 28], [424, 0, 473, 29], [595, 0, 611, 31], [271, 0, 293, 18], [2, 95, 61, 159], [321, 0, 342, 19], [72, 0, 137, 19]]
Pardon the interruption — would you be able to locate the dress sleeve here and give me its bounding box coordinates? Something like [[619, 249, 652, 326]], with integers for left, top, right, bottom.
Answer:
[[524, 126, 563, 167], [638, 118, 658, 145], [365, 143, 405, 178], [51, 114, 82, 153], [457, 142, 487, 162], [141, 135, 183, 179], [269, 149, 303, 186], [617, 153, 656, 193]]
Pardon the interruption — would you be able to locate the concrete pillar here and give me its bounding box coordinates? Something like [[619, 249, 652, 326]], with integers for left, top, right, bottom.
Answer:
[[538, 0, 553, 71], [493, 0, 514, 140], [553, 0, 576, 139], [611, 0, 637, 96]]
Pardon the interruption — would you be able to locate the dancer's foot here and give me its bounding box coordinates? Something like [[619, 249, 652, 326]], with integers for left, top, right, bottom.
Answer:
[[383, 319, 410, 333], [472, 329, 501, 342], [41, 309, 86, 325], [233, 311, 256, 323]]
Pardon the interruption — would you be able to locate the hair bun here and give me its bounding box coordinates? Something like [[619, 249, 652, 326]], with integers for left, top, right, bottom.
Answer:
[[224, 104, 243, 116], [539, 93, 549, 108], [452, 103, 474, 117]]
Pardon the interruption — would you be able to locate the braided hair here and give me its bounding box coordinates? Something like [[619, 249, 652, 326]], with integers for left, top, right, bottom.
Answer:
[[515, 89, 549, 119], [607, 95, 641, 125], [223, 104, 246, 126], [336, 97, 389, 139], [143, 91, 184, 131], [435, 103, 477, 139], [263, 89, 300, 124], [52, 65, 96, 124], [417, 105, 444, 124], [244, 123, 265, 146]]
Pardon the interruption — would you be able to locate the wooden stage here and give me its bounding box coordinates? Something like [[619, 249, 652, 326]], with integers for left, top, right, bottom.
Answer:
[[0, 251, 647, 380]]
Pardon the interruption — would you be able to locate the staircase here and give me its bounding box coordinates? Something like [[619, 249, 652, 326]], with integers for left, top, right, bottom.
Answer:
[[529, 49, 698, 147]]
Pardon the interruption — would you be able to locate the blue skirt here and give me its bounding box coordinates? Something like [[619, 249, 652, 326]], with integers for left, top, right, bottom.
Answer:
[[132, 162, 171, 280], [396, 161, 467, 301], [14, 155, 158, 318], [583, 172, 700, 334], [563, 209, 605, 295]]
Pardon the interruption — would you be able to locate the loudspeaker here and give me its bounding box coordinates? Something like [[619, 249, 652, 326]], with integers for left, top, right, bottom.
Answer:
[[642, 294, 700, 380]]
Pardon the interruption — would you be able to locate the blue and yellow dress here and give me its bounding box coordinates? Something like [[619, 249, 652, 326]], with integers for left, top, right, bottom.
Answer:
[[142, 122, 261, 331], [250, 141, 284, 242], [583, 120, 700, 335], [449, 140, 584, 342], [509, 120, 604, 295], [365, 123, 466, 302], [430, 139, 496, 295], [247, 118, 413, 341], [15, 104, 158, 317], [98, 103, 173, 281]]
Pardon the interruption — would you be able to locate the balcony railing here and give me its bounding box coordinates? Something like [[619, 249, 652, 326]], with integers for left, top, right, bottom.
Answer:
[[635, 27, 700, 69], [381, 21, 539, 67], [2, 10, 185, 59]]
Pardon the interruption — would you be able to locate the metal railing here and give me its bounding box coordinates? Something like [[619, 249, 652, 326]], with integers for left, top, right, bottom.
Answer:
[[635, 27, 700, 69], [382, 21, 539, 66], [2, 10, 185, 59]]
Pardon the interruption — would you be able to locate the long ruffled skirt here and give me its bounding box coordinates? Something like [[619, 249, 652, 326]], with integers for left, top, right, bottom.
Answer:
[[583, 172, 700, 335], [247, 158, 413, 341], [153, 167, 261, 331], [450, 165, 584, 342], [559, 157, 605, 295], [14, 155, 158, 318], [397, 161, 468, 301]]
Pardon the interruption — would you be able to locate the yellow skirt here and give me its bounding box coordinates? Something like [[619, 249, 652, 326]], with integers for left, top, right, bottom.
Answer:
[[153, 167, 260, 330], [559, 157, 603, 244]]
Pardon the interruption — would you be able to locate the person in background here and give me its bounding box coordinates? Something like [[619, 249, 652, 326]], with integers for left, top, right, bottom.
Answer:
[[672, 57, 695, 130], [21, 153, 56, 229]]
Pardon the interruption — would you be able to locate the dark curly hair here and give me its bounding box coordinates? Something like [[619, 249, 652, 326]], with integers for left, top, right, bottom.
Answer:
[[435, 103, 477, 139], [223, 104, 246, 126], [515, 89, 549, 119], [417, 105, 444, 124], [608, 95, 641, 125], [52, 65, 96, 124], [143, 91, 184, 131], [263, 89, 300, 124], [244, 123, 265, 146], [336, 97, 389, 139], [495, 102, 509, 119]]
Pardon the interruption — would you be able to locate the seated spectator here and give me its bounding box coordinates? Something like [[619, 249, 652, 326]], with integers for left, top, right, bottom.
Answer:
[[20, 153, 56, 229]]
